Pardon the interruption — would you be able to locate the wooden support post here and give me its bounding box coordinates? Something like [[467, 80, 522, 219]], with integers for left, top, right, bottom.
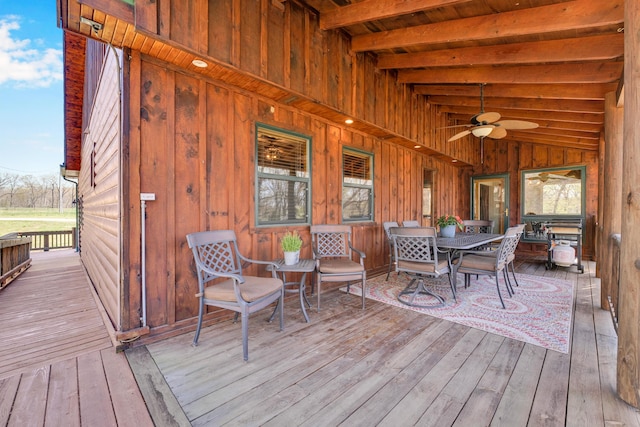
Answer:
[[617, 0, 640, 408], [600, 92, 623, 310]]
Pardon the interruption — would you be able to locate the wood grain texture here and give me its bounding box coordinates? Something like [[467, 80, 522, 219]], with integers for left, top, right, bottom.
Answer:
[[617, 0, 640, 407], [0, 251, 152, 426], [134, 258, 639, 426], [77, 45, 122, 329]]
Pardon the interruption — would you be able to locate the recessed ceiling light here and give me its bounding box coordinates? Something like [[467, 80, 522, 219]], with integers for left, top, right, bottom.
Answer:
[[414, 145, 421, 149], [192, 59, 208, 68], [345, 119, 354, 124], [452, 159, 458, 163]]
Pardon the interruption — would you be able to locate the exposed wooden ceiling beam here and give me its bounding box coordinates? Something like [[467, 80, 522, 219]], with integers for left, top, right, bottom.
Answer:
[[399, 62, 623, 84], [416, 83, 618, 100], [439, 106, 603, 124], [428, 96, 604, 113], [319, 0, 471, 30], [508, 127, 600, 140], [447, 114, 604, 133], [377, 34, 623, 69], [351, 0, 623, 52], [503, 132, 600, 150]]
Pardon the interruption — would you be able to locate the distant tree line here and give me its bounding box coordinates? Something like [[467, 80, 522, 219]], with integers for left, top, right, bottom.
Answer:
[[0, 172, 76, 209]]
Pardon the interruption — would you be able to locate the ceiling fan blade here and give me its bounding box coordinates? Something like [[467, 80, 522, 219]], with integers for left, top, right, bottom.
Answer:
[[448, 129, 472, 142], [487, 127, 507, 139], [471, 111, 501, 125], [494, 120, 539, 130]]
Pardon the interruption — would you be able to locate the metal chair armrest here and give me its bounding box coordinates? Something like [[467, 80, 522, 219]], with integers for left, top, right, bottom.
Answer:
[[238, 255, 281, 278], [197, 263, 244, 284], [349, 244, 366, 260]]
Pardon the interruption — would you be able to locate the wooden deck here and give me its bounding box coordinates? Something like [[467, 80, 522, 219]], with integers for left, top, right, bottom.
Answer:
[[133, 259, 640, 426], [0, 249, 153, 426], [1, 250, 639, 426]]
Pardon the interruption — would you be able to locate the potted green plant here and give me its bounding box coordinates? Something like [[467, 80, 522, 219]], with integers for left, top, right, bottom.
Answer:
[[281, 231, 303, 265], [435, 214, 463, 238]]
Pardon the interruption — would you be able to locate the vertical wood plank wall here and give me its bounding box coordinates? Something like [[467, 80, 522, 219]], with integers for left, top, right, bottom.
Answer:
[[128, 0, 476, 164], [472, 138, 598, 259], [75, 0, 599, 338], [122, 55, 466, 334], [79, 44, 122, 330]]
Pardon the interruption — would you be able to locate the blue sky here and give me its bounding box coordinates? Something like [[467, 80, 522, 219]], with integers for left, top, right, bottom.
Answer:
[[0, 2, 64, 177]]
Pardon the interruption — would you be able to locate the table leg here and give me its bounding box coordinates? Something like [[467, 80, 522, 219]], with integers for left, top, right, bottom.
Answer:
[[299, 272, 310, 323], [269, 271, 311, 323]]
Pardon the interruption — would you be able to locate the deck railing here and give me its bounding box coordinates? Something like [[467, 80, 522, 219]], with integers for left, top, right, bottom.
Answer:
[[0, 235, 32, 289], [609, 234, 622, 331], [11, 230, 77, 251]]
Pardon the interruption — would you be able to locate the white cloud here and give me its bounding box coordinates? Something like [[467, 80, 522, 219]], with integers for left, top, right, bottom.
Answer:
[[0, 18, 63, 88]]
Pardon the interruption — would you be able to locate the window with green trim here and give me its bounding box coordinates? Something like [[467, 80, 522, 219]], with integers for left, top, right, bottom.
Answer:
[[256, 124, 310, 226], [520, 166, 585, 241], [342, 148, 373, 222]]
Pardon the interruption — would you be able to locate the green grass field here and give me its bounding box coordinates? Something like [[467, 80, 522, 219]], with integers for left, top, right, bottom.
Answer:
[[0, 208, 77, 236]]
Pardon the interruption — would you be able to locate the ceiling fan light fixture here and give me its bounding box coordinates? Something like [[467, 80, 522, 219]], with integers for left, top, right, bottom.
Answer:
[[471, 126, 493, 138]]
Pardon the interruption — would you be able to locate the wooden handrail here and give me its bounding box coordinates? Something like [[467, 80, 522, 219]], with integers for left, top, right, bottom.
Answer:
[[0, 236, 32, 289], [15, 229, 76, 251], [608, 233, 622, 332]]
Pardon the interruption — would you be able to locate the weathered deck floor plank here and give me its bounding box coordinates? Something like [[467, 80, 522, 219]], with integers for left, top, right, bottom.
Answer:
[[2, 250, 639, 426], [139, 259, 640, 426], [0, 250, 153, 426]]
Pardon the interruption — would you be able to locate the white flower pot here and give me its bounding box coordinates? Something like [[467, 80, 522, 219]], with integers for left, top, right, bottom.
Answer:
[[284, 251, 300, 265]]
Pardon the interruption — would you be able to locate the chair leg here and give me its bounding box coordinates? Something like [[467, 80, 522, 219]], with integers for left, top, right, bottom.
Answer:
[[503, 269, 515, 296], [242, 311, 249, 362], [398, 276, 445, 308], [317, 272, 322, 312], [361, 274, 367, 309], [509, 261, 520, 287], [279, 290, 284, 331], [192, 298, 204, 346], [495, 275, 506, 309], [447, 273, 457, 302], [386, 255, 393, 281]]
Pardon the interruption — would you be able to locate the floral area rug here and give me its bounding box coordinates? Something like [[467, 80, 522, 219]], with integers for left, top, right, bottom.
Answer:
[[341, 272, 574, 353]]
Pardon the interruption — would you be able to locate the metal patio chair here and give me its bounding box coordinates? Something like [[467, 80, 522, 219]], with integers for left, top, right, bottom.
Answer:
[[462, 219, 495, 234], [453, 226, 520, 309], [310, 224, 367, 310], [390, 226, 456, 308], [186, 230, 284, 361], [383, 221, 399, 280], [506, 223, 525, 287], [402, 220, 420, 227]]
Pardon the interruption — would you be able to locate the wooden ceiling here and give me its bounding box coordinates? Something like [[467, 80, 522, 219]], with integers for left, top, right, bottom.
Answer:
[[301, 0, 624, 150]]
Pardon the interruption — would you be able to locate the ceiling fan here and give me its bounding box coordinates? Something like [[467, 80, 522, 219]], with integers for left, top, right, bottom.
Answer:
[[447, 84, 539, 142]]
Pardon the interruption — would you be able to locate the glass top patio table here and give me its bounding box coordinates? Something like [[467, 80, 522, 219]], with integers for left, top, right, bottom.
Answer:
[[436, 233, 503, 250]]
